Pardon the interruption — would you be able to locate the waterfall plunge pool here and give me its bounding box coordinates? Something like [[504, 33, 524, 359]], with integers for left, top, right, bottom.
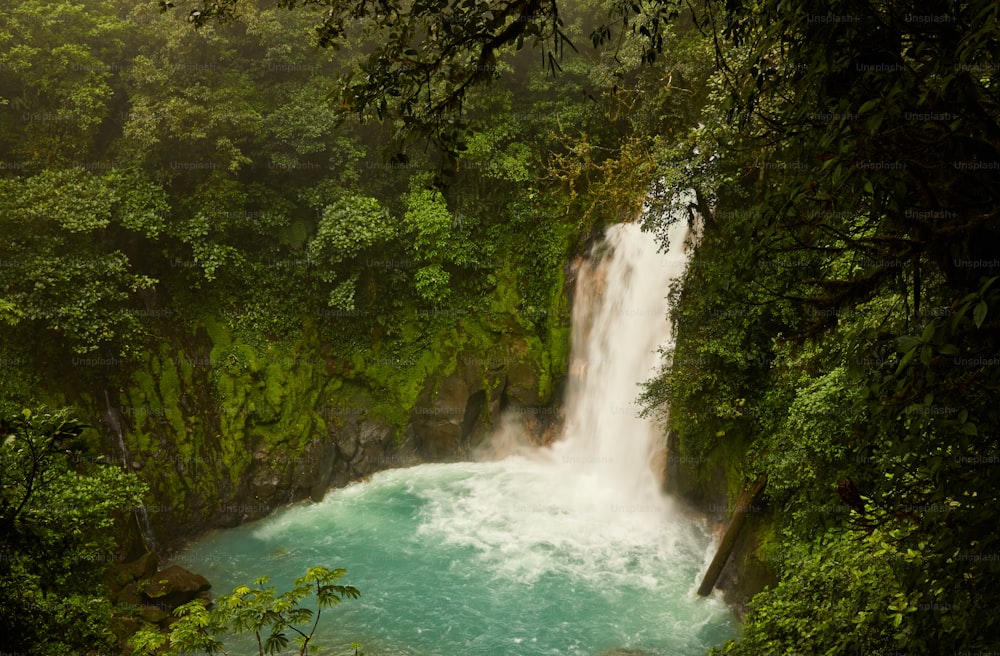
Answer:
[[172, 458, 737, 656]]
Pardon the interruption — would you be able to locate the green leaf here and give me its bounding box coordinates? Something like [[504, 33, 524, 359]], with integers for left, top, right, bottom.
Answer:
[[264, 632, 289, 655], [920, 344, 932, 367], [895, 347, 917, 375], [973, 300, 988, 328], [921, 322, 936, 342]]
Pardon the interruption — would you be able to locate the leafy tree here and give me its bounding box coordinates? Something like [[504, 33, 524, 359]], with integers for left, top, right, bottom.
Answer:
[[0, 407, 147, 655], [0, 0, 130, 166], [402, 187, 476, 304], [178, 0, 572, 132], [308, 194, 398, 310], [0, 168, 162, 355], [716, 527, 908, 655], [130, 566, 362, 656], [0, 3, 708, 651]]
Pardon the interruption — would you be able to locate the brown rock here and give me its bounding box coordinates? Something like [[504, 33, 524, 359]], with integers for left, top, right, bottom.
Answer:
[[141, 565, 211, 609], [107, 550, 160, 592], [410, 350, 507, 459], [505, 339, 545, 406], [115, 581, 142, 606], [109, 615, 141, 644]]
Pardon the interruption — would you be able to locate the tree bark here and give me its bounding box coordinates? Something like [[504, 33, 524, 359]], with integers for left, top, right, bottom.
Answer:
[[697, 473, 768, 597]]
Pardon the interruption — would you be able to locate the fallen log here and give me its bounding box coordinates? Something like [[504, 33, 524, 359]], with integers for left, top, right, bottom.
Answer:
[[697, 473, 768, 597]]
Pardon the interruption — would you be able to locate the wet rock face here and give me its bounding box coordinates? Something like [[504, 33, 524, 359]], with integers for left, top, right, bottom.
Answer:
[[215, 349, 551, 540], [102, 316, 561, 555], [504, 338, 546, 407], [329, 417, 413, 488], [410, 350, 507, 459], [253, 416, 421, 504], [225, 416, 421, 528]]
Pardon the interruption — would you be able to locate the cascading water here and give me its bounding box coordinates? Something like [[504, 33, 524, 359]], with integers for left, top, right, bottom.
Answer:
[[173, 220, 735, 655], [553, 219, 690, 512], [104, 389, 158, 551]]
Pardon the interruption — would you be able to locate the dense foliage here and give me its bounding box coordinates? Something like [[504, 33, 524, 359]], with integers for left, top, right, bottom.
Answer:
[[0, 0, 666, 518], [1, 0, 688, 651], [638, 0, 1000, 652], [0, 408, 146, 655], [0, 0, 672, 364]]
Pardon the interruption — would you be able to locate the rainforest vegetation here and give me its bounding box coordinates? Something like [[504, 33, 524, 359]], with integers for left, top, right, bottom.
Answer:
[[2, 0, 999, 653]]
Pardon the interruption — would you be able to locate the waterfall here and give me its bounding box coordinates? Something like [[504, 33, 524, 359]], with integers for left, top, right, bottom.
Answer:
[[103, 389, 158, 552], [551, 219, 690, 507]]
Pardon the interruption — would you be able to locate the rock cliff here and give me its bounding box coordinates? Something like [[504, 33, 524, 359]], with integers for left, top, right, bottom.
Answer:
[[77, 307, 569, 554]]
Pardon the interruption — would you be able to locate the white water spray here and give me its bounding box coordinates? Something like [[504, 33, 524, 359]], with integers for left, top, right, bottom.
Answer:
[[411, 217, 700, 586]]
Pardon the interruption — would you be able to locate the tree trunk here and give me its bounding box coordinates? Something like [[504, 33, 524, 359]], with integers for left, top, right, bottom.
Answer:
[[697, 473, 768, 597]]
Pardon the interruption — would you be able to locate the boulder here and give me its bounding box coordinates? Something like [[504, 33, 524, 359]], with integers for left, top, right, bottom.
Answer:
[[141, 565, 211, 609], [140, 606, 172, 624], [115, 581, 142, 606], [110, 615, 142, 644]]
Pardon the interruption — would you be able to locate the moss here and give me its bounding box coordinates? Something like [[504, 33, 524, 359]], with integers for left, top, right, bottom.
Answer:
[[127, 366, 160, 456], [724, 436, 752, 504], [178, 352, 194, 389], [542, 326, 571, 403], [202, 315, 231, 352], [541, 242, 573, 402], [490, 266, 523, 321], [518, 334, 547, 397], [156, 351, 186, 440]]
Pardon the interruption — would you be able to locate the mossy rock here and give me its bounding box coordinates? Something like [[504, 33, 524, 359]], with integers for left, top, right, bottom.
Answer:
[[140, 565, 211, 609], [109, 615, 142, 644], [114, 581, 142, 606], [505, 338, 546, 406]]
